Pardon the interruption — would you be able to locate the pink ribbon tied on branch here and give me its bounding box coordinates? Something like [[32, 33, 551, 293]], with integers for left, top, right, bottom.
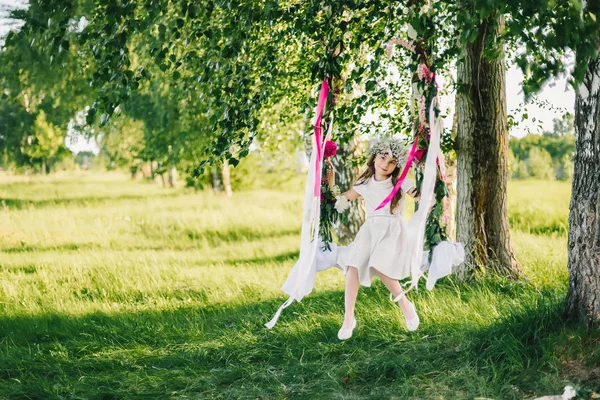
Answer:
[[313, 79, 330, 197]]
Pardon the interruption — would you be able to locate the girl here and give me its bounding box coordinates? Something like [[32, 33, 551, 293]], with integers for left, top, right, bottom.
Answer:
[[334, 137, 420, 340]]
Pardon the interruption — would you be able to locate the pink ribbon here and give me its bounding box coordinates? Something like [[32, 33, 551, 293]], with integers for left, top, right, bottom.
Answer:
[[313, 79, 329, 196], [375, 129, 422, 211]]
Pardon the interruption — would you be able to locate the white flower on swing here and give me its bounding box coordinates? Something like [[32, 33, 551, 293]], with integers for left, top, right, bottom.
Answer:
[[407, 24, 418, 40], [332, 185, 341, 197], [334, 195, 350, 213]]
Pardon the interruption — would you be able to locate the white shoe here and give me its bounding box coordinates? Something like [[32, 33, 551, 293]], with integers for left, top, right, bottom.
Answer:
[[337, 318, 357, 340], [404, 302, 420, 332]]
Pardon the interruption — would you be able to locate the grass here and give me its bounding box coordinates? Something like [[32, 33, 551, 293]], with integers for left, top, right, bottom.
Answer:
[[0, 173, 598, 399]]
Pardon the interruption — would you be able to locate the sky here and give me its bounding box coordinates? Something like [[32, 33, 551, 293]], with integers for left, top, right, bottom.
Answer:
[[0, 0, 576, 154]]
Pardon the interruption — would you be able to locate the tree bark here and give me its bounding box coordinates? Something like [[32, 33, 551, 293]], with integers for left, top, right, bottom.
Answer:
[[456, 16, 521, 279], [332, 134, 365, 244], [565, 54, 600, 327]]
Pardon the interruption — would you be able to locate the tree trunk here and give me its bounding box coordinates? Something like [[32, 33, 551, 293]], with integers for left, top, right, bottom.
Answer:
[[161, 173, 170, 188], [332, 134, 365, 244], [141, 163, 152, 180], [168, 166, 178, 187], [41, 158, 47, 175], [211, 164, 223, 193], [151, 160, 158, 180], [455, 16, 520, 279], [222, 160, 232, 197], [565, 54, 600, 327]]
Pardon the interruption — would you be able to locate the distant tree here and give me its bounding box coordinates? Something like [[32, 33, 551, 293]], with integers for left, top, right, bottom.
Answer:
[[526, 147, 554, 179], [543, 114, 574, 138], [21, 111, 64, 174], [98, 116, 145, 173], [514, 160, 531, 180], [556, 153, 574, 181], [74, 151, 96, 170], [507, 148, 518, 178], [53, 146, 76, 171], [509, 129, 575, 180]]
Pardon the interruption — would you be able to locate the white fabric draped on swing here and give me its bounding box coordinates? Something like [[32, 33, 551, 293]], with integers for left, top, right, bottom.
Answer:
[[264, 116, 334, 329]]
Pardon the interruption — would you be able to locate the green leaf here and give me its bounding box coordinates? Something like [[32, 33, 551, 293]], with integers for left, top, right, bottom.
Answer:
[[86, 106, 97, 125]]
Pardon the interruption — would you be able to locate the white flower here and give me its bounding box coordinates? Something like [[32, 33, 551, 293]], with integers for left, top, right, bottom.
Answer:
[[332, 185, 341, 197], [334, 195, 350, 213], [562, 386, 576, 400], [419, 3, 430, 15], [407, 24, 417, 40]]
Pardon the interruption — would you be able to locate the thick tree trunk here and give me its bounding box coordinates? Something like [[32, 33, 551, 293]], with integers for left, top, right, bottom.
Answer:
[[456, 16, 520, 279], [565, 55, 600, 327], [332, 135, 365, 244]]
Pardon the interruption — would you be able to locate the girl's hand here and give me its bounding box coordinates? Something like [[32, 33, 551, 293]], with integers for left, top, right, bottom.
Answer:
[[334, 188, 360, 212], [334, 195, 350, 212]]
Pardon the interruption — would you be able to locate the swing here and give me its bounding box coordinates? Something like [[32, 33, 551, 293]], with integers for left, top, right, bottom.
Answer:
[[265, 33, 464, 330]]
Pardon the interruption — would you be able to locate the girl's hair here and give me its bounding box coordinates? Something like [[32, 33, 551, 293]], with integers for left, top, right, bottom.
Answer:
[[355, 153, 404, 212]]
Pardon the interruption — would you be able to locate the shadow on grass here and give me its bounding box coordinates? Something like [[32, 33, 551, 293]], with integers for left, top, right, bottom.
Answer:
[[0, 191, 182, 210], [0, 283, 597, 399], [1, 235, 301, 255], [222, 250, 300, 266], [1, 242, 100, 254], [183, 227, 300, 247]]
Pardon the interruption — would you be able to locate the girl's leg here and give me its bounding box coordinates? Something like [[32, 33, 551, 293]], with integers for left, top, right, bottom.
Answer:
[[374, 269, 415, 320], [342, 266, 360, 329]]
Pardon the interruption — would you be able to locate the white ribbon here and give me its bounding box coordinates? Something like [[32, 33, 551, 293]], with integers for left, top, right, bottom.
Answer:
[[265, 114, 334, 329]]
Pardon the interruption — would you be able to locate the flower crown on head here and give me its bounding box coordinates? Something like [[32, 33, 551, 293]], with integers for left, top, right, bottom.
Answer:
[[368, 137, 408, 167]]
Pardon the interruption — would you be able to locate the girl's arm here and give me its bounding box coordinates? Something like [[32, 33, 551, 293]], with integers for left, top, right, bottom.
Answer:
[[405, 187, 420, 200], [327, 162, 360, 200], [341, 188, 360, 201]]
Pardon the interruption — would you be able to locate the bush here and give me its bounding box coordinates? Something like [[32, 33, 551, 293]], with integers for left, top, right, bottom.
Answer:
[[526, 148, 554, 180], [513, 161, 530, 180], [230, 151, 304, 191]]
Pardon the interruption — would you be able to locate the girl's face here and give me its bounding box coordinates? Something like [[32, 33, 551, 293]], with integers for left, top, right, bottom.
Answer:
[[374, 152, 398, 180]]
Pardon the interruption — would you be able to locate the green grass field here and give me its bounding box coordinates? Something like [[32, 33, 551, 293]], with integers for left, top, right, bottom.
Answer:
[[0, 172, 598, 399]]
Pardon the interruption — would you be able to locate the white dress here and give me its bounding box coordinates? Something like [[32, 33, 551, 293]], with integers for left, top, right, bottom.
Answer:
[[337, 176, 415, 287]]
